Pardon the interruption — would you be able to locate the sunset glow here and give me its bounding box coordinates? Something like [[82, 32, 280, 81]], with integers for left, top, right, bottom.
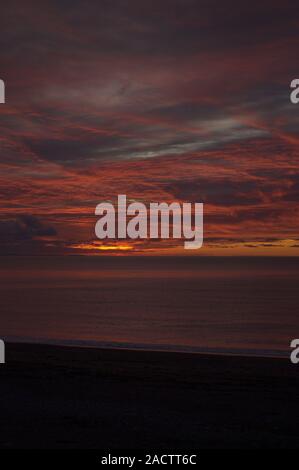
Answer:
[[72, 243, 133, 252], [0, 1, 298, 255]]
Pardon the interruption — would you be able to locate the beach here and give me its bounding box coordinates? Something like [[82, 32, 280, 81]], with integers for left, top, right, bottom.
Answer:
[[0, 342, 298, 449]]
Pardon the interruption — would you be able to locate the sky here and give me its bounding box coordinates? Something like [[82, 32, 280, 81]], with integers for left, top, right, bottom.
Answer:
[[0, 0, 299, 255]]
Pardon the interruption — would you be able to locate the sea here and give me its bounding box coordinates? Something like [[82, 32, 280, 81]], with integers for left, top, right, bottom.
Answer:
[[1, 256, 298, 358]]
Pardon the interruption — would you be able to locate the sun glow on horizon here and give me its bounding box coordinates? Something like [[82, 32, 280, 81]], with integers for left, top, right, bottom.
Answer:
[[71, 242, 133, 252]]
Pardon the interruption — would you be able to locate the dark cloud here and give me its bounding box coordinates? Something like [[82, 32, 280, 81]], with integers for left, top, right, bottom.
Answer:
[[164, 178, 262, 206], [0, 215, 57, 242]]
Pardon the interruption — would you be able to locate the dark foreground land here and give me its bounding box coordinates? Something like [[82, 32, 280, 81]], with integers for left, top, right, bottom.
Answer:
[[0, 343, 298, 448]]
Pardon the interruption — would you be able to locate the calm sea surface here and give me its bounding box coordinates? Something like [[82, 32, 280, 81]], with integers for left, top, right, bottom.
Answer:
[[1, 256, 298, 357]]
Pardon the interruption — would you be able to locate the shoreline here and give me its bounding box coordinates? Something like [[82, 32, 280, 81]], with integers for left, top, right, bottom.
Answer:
[[2, 338, 290, 360]]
